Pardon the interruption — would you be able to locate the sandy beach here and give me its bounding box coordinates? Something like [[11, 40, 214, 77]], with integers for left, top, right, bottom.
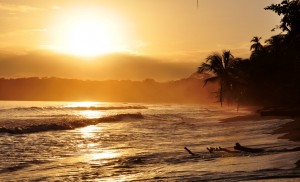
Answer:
[[272, 117, 300, 168], [221, 110, 300, 168], [272, 118, 300, 142], [220, 110, 300, 141]]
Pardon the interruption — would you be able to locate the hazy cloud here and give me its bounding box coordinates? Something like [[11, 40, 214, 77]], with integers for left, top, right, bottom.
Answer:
[[0, 2, 41, 12], [51, 6, 61, 10], [0, 51, 199, 81], [29, 29, 48, 32]]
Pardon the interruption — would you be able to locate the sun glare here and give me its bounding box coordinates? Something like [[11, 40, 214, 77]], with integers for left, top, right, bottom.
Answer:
[[65, 101, 100, 108], [79, 110, 105, 119], [49, 8, 131, 57]]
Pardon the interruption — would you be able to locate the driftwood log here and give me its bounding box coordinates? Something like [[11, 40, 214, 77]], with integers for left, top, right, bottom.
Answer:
[[184, 143, 300, 156]]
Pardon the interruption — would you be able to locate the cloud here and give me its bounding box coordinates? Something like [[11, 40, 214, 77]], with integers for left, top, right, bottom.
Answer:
[[0, 51, 199, 81], [0, 2, 41, 12], [29, 29, 48, 32], [51, 6, 61, 10]]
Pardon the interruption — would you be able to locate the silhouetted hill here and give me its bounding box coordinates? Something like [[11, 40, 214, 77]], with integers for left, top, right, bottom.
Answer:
[[0, 77, 216, 103], [0, 51, 200, 81]]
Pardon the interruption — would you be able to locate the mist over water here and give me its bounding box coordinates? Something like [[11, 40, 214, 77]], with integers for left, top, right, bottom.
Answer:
[[0, 101, 299, 181]]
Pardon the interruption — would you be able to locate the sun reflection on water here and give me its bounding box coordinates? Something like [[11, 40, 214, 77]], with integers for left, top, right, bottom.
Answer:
[[64, 101, 107, 119], [79, 110, 105, 119], [80, 125, 100, 138], [65, 101, 101, 108], [86, 150, 120, 160]]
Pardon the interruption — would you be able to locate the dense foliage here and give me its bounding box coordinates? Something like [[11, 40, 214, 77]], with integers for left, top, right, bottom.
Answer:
[[199, 0, 300, 106]]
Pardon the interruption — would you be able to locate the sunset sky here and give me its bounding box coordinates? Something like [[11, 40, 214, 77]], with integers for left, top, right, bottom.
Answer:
[[0, 0, 281, 81]]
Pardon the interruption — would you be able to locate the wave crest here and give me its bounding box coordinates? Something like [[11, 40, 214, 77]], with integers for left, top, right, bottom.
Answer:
[[0, 113, 144, 134]]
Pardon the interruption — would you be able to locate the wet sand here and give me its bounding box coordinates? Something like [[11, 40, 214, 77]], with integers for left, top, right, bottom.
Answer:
[[272, 118, 300, 142], [272, 117, 300, 168], [221, 112, 300, 168], [220, 113, 300, 142], [220, 113, 288, 122]]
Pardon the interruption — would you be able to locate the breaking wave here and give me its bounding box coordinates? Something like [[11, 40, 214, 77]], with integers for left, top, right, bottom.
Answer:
[[0, 113, 144, 134]]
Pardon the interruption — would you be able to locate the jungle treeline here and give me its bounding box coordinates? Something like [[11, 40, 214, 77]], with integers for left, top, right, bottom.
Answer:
[[198, 0, 300, 107]]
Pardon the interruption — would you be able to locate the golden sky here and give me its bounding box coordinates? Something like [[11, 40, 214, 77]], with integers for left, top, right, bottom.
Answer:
[[0, 0, 281, 80]]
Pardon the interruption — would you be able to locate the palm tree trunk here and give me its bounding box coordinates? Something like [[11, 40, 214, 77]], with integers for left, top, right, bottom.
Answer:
[[220, 84, 223, 106]]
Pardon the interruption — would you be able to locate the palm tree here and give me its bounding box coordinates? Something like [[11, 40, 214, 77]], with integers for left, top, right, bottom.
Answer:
[[250, 36, 263, 52], [265, 34, 285, 52], [198, 50, 237, 106]]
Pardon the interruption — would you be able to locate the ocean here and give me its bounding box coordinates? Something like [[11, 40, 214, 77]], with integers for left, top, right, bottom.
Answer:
[[0, 101, 299, 181]]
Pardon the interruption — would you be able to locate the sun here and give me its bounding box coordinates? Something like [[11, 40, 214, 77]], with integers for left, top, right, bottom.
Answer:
[[49, 8, 130, 57]]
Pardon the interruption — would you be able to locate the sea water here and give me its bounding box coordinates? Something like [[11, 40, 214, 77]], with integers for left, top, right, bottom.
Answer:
[[0, 101, 299, 181]]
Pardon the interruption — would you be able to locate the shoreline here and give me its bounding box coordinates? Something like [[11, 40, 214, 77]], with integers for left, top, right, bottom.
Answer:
[[220, 110, 300, 142], [270, 117, 300, 168], [220, 113, 289, 123], [221, 109, 300, 168], [271, 118, 300, 142]]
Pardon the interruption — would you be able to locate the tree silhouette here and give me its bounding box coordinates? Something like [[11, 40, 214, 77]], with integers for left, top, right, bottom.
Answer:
[[250, 36, 263, 52], [198, 50, 238, 106], [197, 0, 300, 106], [265, 0, 300, 34], [250, 36, 264, 60]]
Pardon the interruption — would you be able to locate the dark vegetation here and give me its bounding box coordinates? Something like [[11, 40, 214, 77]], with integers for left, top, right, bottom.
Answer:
[[198, 0, 300, 107]]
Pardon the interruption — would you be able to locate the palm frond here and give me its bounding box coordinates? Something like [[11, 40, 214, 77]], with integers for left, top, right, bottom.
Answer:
[[222, 50, 233, 69], [251, 36, 261, 43], [203, 76, 219, 86], [198, 63, 213, 73], [250, 44, 256, 51], [206, 54, 223, 73]]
